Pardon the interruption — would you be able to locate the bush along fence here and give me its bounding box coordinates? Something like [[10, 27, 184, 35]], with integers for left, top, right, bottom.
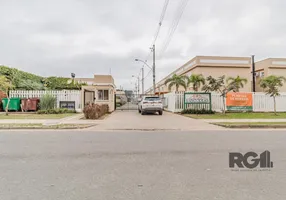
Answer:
[[9, 90, 81, 111], [163, 91, 286, 113]]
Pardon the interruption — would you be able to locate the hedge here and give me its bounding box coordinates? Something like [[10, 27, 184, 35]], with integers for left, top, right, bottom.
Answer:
[[181, 108, 215, 115], [83, 103, 109, 119]]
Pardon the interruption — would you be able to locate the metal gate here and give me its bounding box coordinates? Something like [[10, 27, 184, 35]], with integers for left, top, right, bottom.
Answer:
[[115, 92, 142, 110]]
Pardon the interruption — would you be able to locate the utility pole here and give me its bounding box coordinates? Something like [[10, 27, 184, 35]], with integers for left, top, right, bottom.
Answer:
[[151, 44, 156, 95], [137, 76, 140, 96], [142, 66, 144, 95], [135, 82, 138, 96], [251, 55, 256, 92]]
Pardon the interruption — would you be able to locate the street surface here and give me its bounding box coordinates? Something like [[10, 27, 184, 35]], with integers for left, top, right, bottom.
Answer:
[[116, 102, 138, 110], [0, 130, 285, 200]]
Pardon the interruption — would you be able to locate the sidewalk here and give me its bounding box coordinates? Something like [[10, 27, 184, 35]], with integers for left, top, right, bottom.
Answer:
[[0, 114, 99, 125], [203, 119, 286, 123]]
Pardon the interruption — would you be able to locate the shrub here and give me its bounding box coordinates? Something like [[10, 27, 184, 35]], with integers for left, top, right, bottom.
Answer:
[[39, 94, 56, 110], [181, 108, 215, 115], [83, 103, 109, 119], [37, 108, 76, 114]]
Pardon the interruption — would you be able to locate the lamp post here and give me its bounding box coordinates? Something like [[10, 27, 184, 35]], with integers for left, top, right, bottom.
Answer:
[[71, 73, 75, 83], [132, 75, 140, 96], [135, 59, 153, 95]]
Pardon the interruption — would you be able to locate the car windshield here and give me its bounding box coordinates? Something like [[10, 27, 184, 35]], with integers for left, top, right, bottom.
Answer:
[[145, 97, 160, 101]]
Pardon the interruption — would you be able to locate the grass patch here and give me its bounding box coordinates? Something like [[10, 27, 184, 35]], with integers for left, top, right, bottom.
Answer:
[[0, 123, 94, 129], [184, 112, 286, 119], [213, 122, 286, 128], [0, 113, 78, 119]]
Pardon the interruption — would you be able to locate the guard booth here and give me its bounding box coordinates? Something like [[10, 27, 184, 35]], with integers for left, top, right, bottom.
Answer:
[[78, 75, 116, 112]]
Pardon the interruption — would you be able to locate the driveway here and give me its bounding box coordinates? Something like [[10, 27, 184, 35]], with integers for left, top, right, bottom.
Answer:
[[93, 110, 223, 131]]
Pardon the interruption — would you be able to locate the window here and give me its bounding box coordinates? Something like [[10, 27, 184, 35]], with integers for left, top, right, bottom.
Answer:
[[98, 90, 109, 100], [144, 97, 161, 101]]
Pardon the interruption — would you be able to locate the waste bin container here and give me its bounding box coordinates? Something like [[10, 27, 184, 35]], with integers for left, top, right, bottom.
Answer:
[[21, 98, 40, 111], [0, 99, 3, 112], [2, 98, 21, 111]]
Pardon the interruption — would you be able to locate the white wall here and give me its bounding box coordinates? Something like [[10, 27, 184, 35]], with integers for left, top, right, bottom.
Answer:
[[10, 90, 82, 111], [163, 92, 286, 113]]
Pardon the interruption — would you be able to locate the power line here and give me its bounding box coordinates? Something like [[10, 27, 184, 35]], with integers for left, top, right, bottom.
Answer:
[[159, 0, 189, 58], [152, 0, 169, 45], [144, 69, 152, 80], [144, 0, 169, 62], [135, 0, 169, 92]]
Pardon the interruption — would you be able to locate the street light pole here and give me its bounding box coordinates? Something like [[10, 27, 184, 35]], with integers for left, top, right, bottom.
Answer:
[[151, 44, 156, 95], [137, 76, 140, 95], [141, 66, 144, 95], [135, 59, 152, 95]]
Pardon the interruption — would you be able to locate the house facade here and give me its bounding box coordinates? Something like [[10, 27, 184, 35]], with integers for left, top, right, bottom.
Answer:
[[146, 56, 252, 94], [145, 56, 286, 94], [255, 58, 286, 92]]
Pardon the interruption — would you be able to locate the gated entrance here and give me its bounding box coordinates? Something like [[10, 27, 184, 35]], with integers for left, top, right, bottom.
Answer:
[[115, 92, 142, 110]]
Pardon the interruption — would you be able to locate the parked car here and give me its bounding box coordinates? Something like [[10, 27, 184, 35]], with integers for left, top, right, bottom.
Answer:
[[138, 96, 163, 115], [116, 96, 123, 107]]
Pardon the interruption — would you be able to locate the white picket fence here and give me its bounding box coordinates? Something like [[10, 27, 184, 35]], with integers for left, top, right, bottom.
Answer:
[[10, 90, 82, 110], [163, 91, 286, 113]]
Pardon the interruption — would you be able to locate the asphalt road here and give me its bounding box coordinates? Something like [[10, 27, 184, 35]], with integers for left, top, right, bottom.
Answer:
[[0, 130, 285, 200]]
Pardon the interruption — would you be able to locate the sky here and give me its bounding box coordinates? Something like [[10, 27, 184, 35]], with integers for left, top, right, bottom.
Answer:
[[0, 0, 286, 92]]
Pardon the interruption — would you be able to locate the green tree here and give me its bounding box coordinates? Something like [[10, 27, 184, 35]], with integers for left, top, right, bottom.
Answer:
[[260, 75, 286, 115], [164, 74, 187, 92], [187, 74, 205, 91], [0, 65, 43, 89], [0, 75, 14, 115], [226, 76, 248, 92], [202, 75, 236, 114], [17, 79, 44, 90]]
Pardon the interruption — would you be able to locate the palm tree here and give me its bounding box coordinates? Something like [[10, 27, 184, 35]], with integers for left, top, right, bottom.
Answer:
[[164, 74, 187, 92], [187, 74, 205, 91], [226, 76, 247, 92], [202, 75, 236, 114], [260, 75, 286, 115]]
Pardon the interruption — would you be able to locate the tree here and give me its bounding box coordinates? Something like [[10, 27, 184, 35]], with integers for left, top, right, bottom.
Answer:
[[187, 74, 205, 91], [202, 75, 236, 114], [17, 79, 44, 90], [0, 75, 14, 115], [226, 76, 247, 92], [260, 75, 286, 115], [164, 74, 187, 92]]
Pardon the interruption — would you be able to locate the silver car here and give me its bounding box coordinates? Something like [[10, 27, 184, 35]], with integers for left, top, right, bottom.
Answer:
[[138, 96, 163, 115]]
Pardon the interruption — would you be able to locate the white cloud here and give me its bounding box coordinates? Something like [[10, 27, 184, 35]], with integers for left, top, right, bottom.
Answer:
[[0, 0, 286, 91]]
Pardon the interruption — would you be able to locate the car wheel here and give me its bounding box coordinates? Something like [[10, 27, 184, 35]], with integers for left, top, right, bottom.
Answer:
[[138, 109, 141, 113], [159, 110, 163, 115], [141, 111, 145, 115]]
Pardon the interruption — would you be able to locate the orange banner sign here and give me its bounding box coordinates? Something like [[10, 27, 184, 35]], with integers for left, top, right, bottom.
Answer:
[[226, 92, 253, 111]]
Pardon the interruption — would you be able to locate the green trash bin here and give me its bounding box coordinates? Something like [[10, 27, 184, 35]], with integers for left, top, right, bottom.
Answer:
[[2, 98, 21, 111]]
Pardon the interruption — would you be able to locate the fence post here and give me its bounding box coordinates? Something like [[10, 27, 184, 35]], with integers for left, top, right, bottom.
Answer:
[[252, 92, 255, 112]]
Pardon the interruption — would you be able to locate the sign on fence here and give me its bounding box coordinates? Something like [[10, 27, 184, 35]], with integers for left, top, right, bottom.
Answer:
[[226, 92, 253, 111], [184, 92, 212, 110]]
